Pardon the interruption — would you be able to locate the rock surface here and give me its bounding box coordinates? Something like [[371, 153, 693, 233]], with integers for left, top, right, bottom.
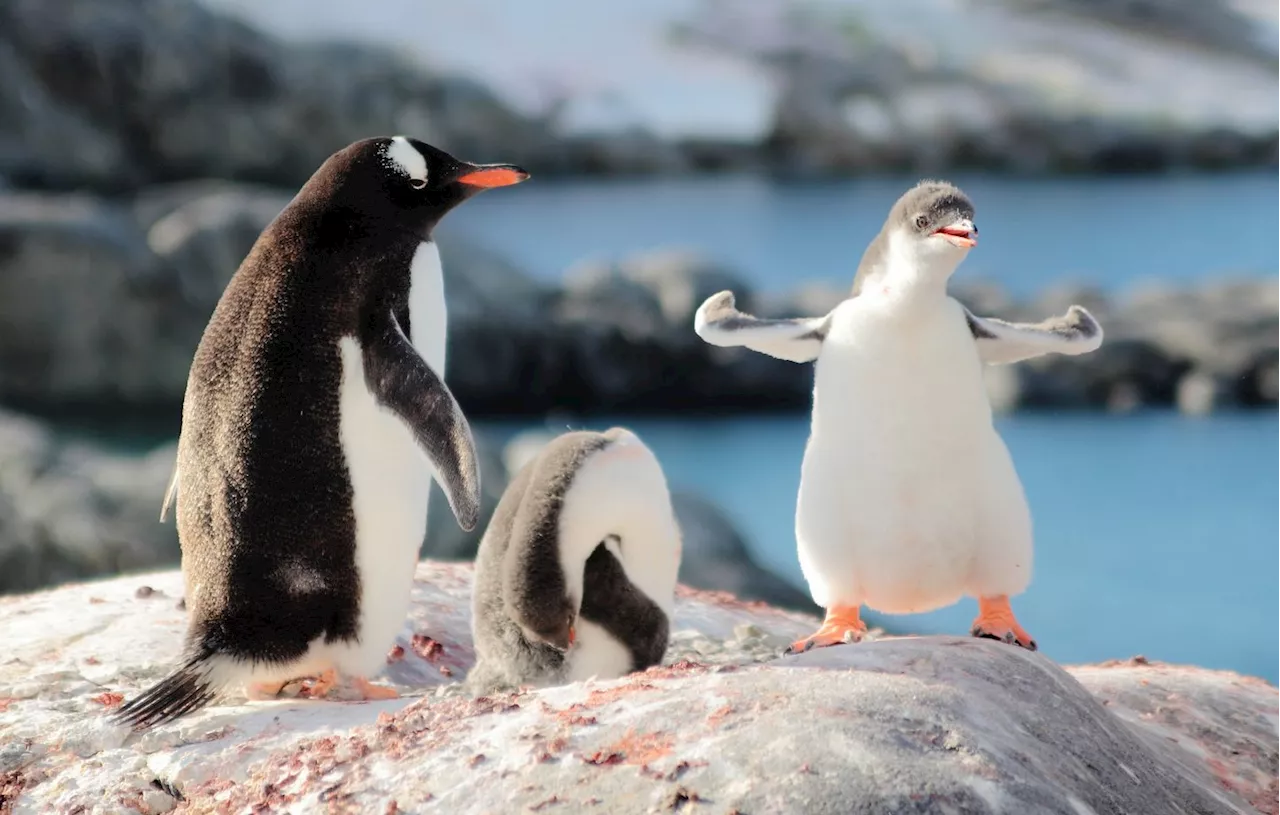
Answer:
[[0, 411, 178, 595], [1, 564, 1275, 814]]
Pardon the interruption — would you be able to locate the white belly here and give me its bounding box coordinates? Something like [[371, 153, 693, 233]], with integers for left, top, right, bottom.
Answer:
[[332, 241, 447, 676], [796, 296, 1033, 613], [565, 619, 635, 683]]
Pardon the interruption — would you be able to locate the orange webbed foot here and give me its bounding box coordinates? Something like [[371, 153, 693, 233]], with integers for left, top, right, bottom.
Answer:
[[299, 669, 339, 699], [353, 677, 399, 701], [784, 605, 868, 655], [971, 595, 1037, 651]]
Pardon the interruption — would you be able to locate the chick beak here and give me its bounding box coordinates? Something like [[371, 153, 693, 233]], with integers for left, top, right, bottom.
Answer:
[[932, 219, 977, 248], [455, 163, 530, 189]]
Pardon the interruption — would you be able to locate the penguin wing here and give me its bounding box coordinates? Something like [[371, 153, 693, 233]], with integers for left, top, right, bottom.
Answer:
[[693, 290, 831, 363], [964, 305, 1103, 365], [361, 309, 482, 531]]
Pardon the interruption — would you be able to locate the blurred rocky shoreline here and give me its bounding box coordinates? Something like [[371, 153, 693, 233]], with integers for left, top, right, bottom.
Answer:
[[0, 0, 1276, 192], [1, 183, 1276, 422], [0, 408, 817, 614]]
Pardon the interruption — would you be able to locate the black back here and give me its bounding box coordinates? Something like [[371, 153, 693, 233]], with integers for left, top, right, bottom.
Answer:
[[174, 137, 495, 663]]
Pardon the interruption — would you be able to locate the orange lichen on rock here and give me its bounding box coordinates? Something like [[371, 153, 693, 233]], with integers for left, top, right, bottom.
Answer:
[[596, 729, 674, 767], [583, 681, 658, 708], [89, 692, 124, 708], [705, 704, 735, 729]]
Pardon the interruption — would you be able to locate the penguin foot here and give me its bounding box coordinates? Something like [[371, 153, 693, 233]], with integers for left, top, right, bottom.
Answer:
[[971, 595, 1037, 651], [300, 669, 339, 699], [784, 605, 867, 655], [353, 677, 399, 701], [245, 680, 286, 701]]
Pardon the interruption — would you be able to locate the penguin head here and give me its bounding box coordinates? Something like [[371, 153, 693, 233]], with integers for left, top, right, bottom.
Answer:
[[304, 136, 529, 237], [521, 601, 577, 653], [892, 179, 977, 262], [852, 179, 978, 295]]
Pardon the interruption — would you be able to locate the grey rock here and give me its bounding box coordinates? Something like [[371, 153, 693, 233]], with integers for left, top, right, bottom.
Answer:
[[0, 0, 546, 193], [1177, 370, 1230, 417], [134, 180, 291, 311], [4, 565, 1275, 814], [672, 491, 818, 613], [0, 193, 193, 411], [0, 409, 177, 594], [559, 262, 669, 340], [1240, 348, 1279, 405], [1007, 0, 1276, 61], [613, 248, 750, 329], [678, 0, 1277, 175]]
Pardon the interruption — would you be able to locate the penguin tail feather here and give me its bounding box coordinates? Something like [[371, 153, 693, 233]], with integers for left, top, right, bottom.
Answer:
[[159, 462, 179, 523], [111, 653, 218, 731]]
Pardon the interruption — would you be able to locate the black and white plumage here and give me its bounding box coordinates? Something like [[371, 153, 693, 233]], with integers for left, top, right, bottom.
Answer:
[[113, 136, 528, 730], [467, 428, 681, 694]]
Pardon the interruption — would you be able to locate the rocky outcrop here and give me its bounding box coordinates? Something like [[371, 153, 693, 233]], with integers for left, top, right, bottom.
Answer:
[[0, 411, 178, 595], [2, 184, 1275, 418], [1, 565, 1275, 814], [0, 0, 1275, 191], [675, 0, 1278, 175], [0, 0, 550, 193], [0, 410, 814, 612]]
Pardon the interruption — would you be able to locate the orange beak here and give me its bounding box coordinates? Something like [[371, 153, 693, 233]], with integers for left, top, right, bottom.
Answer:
[[456, 164, 530, 189], [932, 220, 977, 248], [567, 625, 576, 647]]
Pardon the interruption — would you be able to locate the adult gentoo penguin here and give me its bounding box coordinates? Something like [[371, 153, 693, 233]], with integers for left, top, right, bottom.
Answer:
[[113, 136, 528, 729], [693, 180, 1103, 654], [467, 428, 681, 693]]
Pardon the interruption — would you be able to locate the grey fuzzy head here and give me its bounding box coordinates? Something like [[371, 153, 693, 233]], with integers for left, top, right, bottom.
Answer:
[[852, 179, 978, 295], [889, 179, 975, 237]]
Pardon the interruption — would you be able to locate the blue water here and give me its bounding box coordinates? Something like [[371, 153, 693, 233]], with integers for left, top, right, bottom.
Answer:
[[479, 412, 1279, 682], [442, 171, 1278, 297]]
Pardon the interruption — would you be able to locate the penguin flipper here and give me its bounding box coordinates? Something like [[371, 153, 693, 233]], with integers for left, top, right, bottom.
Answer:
[[964, 305, 1103, 365], [361, 309, 482, 532], [694, 290, 830, 363]]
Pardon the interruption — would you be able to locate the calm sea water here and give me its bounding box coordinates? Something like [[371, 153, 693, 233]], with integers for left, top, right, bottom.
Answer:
[[479, 412, 1279, 682]]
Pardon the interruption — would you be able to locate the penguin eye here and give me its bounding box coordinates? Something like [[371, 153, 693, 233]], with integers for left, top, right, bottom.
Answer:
[[408, 178, 427, 190], [914, 215, 929, 229]]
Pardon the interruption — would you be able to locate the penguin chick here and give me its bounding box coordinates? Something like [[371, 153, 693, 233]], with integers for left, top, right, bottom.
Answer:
[[693, 180, 1103, 655], [467, 428, 682, 694], [113, 137, 528, 730]]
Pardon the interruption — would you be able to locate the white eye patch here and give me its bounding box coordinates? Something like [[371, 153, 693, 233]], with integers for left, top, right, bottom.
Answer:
[[383, 135, 428, 185]]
